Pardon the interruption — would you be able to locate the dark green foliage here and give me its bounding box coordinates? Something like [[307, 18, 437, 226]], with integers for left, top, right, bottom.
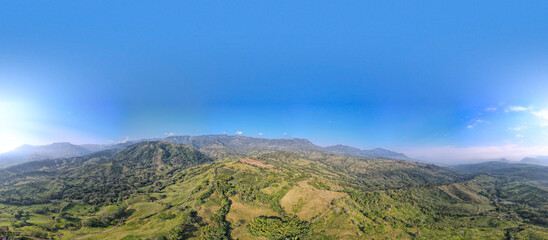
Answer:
[[248, 216, 310, 240], [82, 204, 129, 228], [0, 141, 213, 205], [167, 210, 201, 240], [199, 170, 233, 240]]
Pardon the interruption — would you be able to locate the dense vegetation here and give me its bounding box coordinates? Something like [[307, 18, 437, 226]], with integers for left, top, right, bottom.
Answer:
[[0, 141, 213, 205], [455, 161, 548, 187], [0, 141, 547, 239]]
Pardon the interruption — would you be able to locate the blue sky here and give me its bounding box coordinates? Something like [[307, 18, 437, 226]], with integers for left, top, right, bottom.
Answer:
[[1, 1, 548, 162]]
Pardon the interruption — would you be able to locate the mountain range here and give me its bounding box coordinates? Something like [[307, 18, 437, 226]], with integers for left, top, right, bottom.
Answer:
[[0, 138, 547, 239], [0, 142, 116, 168], [0, 135, 411, 168], [521, 156, 548, 166]]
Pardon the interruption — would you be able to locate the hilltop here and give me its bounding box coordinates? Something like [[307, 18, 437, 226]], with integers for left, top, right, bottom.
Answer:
[[0, 135, 411, 168]]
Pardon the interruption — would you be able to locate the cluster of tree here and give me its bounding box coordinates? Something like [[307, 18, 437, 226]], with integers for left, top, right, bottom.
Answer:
[[247, 216, 310, 240], [200, 172, 233, 239], [166, 210, 201, 240], [82, 204, 130, 228]]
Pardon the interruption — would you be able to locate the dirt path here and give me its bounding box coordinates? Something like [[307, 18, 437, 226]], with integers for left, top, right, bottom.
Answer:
[[72, 218, 123, 240]]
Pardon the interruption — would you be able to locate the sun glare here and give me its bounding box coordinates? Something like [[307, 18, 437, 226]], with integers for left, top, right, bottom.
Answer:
[[0, 101, 33, 153]]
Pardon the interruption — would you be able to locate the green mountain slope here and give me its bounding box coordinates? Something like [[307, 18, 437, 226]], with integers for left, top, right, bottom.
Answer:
[[455, 161, 548, 187], [0, 142, 547, 239], [0, 141, 213, 205]]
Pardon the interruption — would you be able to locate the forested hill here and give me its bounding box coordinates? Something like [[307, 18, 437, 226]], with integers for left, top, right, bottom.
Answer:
[[162, 135, 412, 160], [0, 135, 412, 168], [454, 161, 548, 187], [0, 141, 213, 205], [0, 141, 547, 239]]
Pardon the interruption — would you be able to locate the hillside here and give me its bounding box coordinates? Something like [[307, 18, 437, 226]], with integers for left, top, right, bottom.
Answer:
[[0, 135, 411, 169], [0, 142, 546, 239], [454, 161, 548, 187], [0, 141, 213, 205]]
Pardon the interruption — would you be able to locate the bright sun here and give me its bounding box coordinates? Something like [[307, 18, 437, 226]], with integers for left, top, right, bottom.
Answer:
[[0, 101, 33, 153]]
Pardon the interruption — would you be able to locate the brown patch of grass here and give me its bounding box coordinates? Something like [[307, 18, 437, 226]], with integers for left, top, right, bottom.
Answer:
[[226, 197, 277, 240], [280, 180, 347, 221]]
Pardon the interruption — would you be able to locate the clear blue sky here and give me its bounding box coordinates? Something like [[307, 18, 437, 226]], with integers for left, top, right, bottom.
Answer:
[[1, 1, 548, 162]]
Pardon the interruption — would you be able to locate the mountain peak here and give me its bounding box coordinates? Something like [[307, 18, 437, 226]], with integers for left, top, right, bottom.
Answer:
[[114, 141, 213, 168]]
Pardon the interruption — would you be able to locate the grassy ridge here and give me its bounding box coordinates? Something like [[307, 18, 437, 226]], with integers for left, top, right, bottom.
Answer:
[[0, 142, 547, 239]]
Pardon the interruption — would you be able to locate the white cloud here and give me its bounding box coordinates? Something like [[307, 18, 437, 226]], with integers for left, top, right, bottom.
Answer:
[[485, 107, 497, 111], [506, 105, 533, 112], [164, 132, 175, 136], [222, 132, 227, 134], [283, 132, 288, 135], [236, 131, 243, 135], [258, 133, 263, 136], [467, 119, 486, 129], [509, 126, 527, 131], [532, 108, 548, 120], [515, 134, 524, 138], [119, 136, 129, 143]]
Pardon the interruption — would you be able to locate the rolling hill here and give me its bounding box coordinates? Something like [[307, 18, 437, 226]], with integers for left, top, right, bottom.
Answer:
[[0, 141, 546, 239], [454, 161, 548, 187], [0, 135, 412, 169]]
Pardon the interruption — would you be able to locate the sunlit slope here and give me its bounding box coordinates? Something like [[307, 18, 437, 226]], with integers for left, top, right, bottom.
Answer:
[[0, 142, 547, 239]]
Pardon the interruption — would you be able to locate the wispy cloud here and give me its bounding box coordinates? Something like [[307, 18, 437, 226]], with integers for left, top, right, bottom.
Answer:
[[515, 134, 524, 138], [509, 126, 527, 131], [236, 131, 243, 135], [532, 108, 548, 120], [119, 136, 129, 143], [467, 119, 486, 129], [164, 132, 175, 136], [506, 105, 533, 112], [258, 133, 263, 136], [485, 107, 497, 111], [504, 105, 548, 125]]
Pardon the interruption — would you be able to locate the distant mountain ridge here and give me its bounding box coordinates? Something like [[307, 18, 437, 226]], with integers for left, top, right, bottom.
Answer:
[[324, 144, 411, 160], [454, 161, 548, 187], [161, 135, 412, 160], [0, 135, 411, 168], [0, 142, 118, 168], [521, 156, 548, 166]]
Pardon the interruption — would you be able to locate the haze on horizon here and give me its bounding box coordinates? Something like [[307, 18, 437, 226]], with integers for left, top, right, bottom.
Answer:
[[1, 1, 548, 164]]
